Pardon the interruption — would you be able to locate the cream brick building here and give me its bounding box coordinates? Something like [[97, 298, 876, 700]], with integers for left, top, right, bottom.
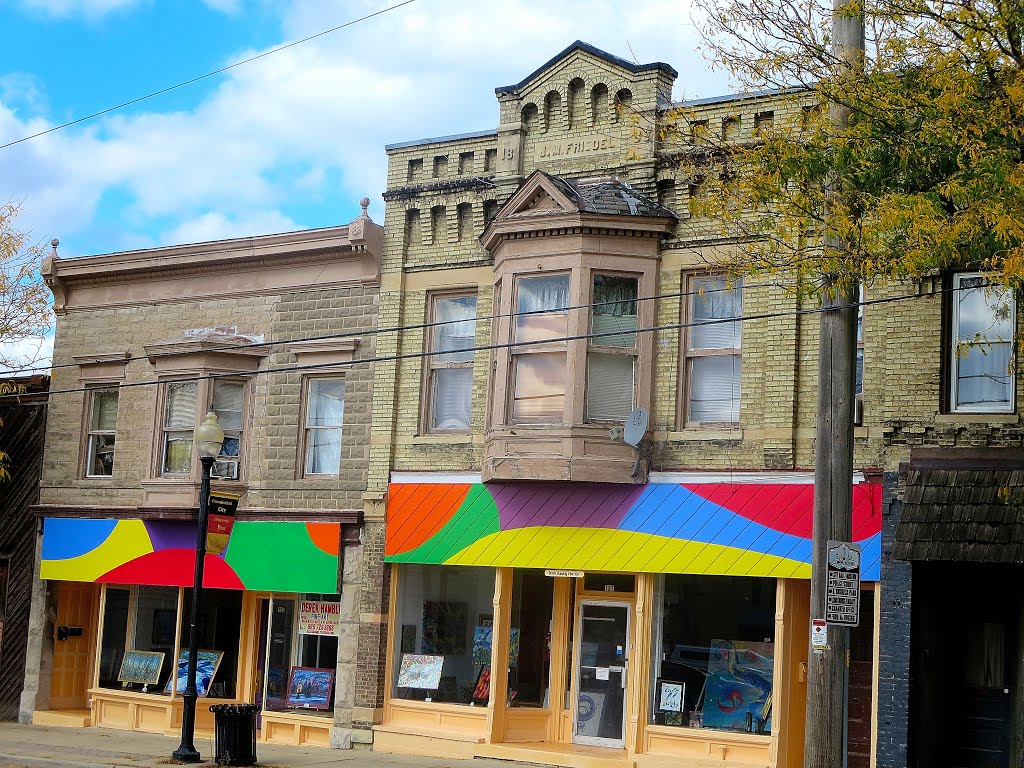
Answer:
[[362, 41, 1024, 768], [22, 206, 383, 751]]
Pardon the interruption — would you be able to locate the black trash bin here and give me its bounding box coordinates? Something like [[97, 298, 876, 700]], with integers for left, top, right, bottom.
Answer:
[[209, 703, 259, 766]]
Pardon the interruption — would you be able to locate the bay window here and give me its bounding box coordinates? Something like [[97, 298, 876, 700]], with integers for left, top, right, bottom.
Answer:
[[684, 275, 742, 425], [426, 294, 478, 431], [159, 378, 248, 479], [950, 273, 1016, 413], [512, 275, 570, 421]]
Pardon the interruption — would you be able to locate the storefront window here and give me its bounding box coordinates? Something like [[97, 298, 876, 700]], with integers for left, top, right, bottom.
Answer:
[[179, 588, 243, 699], [393, 564, 495, 705], [509, 570, 554, 708], [98, 585, 177, 693], [650, 575, 776, 734], [262, 593, 341, 716], [98, 587, 130, 689]]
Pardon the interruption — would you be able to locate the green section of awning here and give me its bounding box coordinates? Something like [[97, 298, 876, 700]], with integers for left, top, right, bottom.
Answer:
[[224, 522, 339, 592], [387, 484, 499, 564]]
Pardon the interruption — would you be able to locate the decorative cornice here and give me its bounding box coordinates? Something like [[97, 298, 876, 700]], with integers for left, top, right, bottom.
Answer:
[[287, 337, 361, 371]]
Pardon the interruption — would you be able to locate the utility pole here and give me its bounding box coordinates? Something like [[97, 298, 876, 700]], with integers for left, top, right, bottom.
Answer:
[[804, 1, 864, 767]]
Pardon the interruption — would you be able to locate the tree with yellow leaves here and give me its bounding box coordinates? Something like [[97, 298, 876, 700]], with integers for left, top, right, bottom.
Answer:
[[0, 200, 51, 481], [666, 0, 1024, 292]]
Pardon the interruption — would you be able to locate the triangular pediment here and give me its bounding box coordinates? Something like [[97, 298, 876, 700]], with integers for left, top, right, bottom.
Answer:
[[493, 170, 581, 221]]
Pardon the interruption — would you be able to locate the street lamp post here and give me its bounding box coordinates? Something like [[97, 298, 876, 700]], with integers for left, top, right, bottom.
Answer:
[[172, 411, 224, 763]]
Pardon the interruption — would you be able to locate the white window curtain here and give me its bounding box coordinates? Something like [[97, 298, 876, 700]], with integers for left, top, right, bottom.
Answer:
[[592, 275, 638, 347], [305, 379, 344, 475], [516, 275, 570, 343], [691, 276, 742, 350], [434, 296, 477, 362], [954, 275, 1015, 411]]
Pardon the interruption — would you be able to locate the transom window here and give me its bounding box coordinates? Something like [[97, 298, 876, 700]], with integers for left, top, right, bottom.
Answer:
[[303, 378, 345, 476], [951, 273, 1016, 413], [684, 275, 742, 425], [86, 387, 119, 477], [426, 294, 478, 431], [512, 274, 570, 421]]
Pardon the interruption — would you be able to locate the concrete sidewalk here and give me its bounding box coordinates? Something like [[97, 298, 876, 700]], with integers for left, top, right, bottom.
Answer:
[[0, 724, 520, 768]]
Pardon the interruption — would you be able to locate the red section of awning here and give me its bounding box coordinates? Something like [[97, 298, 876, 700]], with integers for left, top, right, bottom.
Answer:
[[97, 549, 245, 590]]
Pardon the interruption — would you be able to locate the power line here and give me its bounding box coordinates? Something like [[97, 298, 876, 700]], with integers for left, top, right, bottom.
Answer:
[[0, 284, 958, 404], [0, 0, 419, 152], [6, 279, 789, 377]]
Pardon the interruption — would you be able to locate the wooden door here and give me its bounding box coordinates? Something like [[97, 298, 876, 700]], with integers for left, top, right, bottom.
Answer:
[[50, 582, 98, 710]]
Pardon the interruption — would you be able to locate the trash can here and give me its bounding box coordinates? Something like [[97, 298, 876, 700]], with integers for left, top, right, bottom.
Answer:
[[209, 703, 259, 766]]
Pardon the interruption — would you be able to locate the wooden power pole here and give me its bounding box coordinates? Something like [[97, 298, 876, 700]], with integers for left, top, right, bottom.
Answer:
[[804, 2, 864, 767]]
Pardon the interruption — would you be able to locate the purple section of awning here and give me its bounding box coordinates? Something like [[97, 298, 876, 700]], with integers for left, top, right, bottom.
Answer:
[[143, 519, 198, 552], [494, 483, 646, 531]]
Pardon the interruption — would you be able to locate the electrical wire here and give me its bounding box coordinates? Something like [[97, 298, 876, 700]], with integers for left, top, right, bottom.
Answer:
[[5, 279, 793, 377], [0, 0, 419, 151], [0, 284, 962, 404]]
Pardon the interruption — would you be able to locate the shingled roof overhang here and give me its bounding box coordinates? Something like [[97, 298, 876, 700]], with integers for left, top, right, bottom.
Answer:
[[894, 449, 1024, 563]]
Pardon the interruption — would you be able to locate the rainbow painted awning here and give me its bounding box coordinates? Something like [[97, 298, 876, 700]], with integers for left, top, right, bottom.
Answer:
[[385, 482, 882, 580], [40, 518, 340, 593]]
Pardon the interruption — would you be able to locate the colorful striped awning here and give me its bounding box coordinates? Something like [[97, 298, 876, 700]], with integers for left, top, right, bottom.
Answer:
[[385, 482, 882, 580], [40, 518, 340, 592]]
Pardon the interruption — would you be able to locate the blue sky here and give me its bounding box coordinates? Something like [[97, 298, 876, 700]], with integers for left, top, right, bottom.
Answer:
[[0, 0, 733, 368]]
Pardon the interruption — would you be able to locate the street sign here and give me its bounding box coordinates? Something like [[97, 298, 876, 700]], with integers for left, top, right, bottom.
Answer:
[[825, 540, 861, 626], [811, 619, 828, 650]]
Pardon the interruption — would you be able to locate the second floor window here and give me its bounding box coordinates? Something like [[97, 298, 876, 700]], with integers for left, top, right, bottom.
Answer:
[[211, 380, 244, 480], [426, 294, 478, 431], [587, 274, 638, 421], [162, 382, 197, 475], [304, 378, 345, 476], [685, 275, 743, 425], [512, 274, 570, 421], [160, 379, 246, 478], [86, 387, 119, 477], [951, 273, 1016, 413]]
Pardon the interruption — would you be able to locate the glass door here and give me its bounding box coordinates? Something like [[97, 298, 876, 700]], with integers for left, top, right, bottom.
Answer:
[[573, 601, 630, 748]]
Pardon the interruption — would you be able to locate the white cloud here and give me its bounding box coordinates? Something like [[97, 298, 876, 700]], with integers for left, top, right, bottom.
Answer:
[[15, 0, 139, 19], [161, 209, 302, 245], [202, 0, 240, 13], [0, 0, 733, 259], [0, 333, 54, 374]]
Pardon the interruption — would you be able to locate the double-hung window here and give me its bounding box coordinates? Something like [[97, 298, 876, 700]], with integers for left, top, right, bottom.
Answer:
[[426, 294, 478, 431], [161, 382, 198, 475], [512, 274, 570, 421], [160, 379, 247, 478], [303, 378, 345, 476], [951, 273, 1016, 413], [210, 380, 245, 479], [685, 275, 742, 424], [85, 387, 119, 477], [587, 274, 638, 421]]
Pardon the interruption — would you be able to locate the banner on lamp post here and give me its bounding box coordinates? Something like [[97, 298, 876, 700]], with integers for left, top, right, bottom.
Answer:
[[206, 491, 241, 555]]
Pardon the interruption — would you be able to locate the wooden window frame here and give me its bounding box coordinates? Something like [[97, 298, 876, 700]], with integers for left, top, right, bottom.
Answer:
[[153, 376, 251, 481], [947, 271, 1017, 414], [83, 385, 119, 479], [586, 270, 640, 424], [678, 272, 743, 428], [509, 272, 571, 424], [422, 290, 478, 435], [300, 375, 346, 478]]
